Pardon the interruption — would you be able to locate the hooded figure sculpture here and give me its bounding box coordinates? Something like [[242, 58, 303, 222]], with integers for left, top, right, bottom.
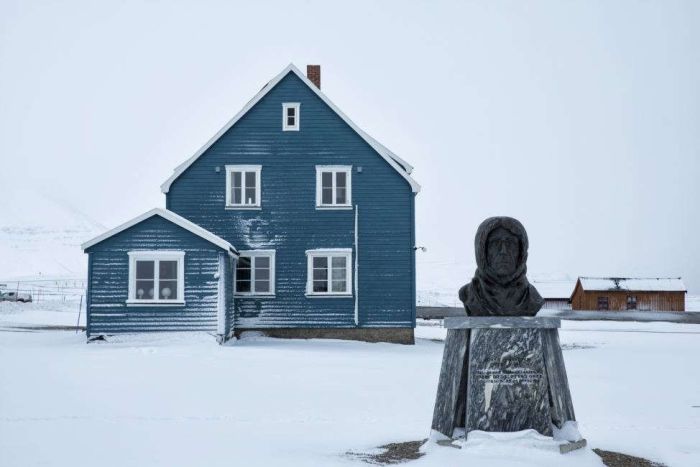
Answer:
[[458, 217, 544, 316]]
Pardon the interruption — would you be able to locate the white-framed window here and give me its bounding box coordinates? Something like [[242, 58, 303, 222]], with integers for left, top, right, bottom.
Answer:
[[235, 250, 275, 296], [315, 166, 352, 208], [282, 103, 300, 131], [306, 249, 352, 296], [226, 165, 261, 209], [127, 251, 185, 305]]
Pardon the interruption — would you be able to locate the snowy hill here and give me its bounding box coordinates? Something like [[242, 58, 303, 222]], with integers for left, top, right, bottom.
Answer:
[[0, 186, 104, 280]]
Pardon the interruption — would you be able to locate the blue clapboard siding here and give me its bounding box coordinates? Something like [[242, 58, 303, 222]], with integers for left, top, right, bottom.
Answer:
[[167, 71, 416, 328], [85, 215, 228, 336]]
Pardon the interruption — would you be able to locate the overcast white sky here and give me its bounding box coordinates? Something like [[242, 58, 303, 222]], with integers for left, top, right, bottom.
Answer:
[[1, 0, 699, 293]]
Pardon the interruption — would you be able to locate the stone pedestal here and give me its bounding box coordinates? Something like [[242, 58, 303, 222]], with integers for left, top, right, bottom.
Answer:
[[466, 327, 551, 435], [432, 316, 577, 439]]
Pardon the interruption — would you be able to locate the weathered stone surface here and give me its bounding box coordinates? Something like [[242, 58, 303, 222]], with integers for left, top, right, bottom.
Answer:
[[445, 316, 560, 329], [431, 217, 581, 445], [465, 328, 552, 436], [560, 438, 587, 454], [431, 329, 470, 437], [542, 329, 576, 427]]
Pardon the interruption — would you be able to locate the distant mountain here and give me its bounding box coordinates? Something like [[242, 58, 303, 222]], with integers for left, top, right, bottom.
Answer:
[[0, 187, 104, 280]]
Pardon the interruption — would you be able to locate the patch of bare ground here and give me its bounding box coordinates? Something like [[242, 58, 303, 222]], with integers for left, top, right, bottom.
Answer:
[[594, 449, 667, 467], [561, 343, 596, 350], [347, 441, 666, 466], [346, 440, 426, 465]]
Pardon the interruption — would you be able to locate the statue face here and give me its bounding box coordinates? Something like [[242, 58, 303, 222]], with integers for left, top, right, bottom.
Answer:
[[486, 227, 520, 277]]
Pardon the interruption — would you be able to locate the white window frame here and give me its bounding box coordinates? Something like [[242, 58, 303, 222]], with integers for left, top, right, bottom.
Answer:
[[127, 251, 185, 306], [282, 102, 300, 131], [234, 250, 276, 296], [305, 248, 353, 297], [225, 165, 262, 209], [315, 165, 352, 209]]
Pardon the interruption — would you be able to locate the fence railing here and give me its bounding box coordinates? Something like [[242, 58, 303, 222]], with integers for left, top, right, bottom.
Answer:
[[416, 306, 700, 324], [0, 278, 86, 302]]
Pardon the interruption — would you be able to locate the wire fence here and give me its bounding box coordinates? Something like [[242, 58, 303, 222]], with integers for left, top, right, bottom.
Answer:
[[0, 278, 86, 302]]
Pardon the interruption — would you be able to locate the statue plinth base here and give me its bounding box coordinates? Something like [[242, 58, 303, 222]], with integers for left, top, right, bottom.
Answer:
[[431, 316, 578, 442]]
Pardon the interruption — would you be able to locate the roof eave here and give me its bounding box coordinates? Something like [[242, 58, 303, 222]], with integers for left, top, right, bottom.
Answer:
[[82, 208, 238, 255], [160, 63, 420, 194]]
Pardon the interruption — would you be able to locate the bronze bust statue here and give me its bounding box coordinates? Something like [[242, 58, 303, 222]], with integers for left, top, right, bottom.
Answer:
[[458, 217, 544, 316]]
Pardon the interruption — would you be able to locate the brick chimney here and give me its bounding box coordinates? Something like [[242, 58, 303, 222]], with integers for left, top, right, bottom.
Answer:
[[306, 65, 321, 89]]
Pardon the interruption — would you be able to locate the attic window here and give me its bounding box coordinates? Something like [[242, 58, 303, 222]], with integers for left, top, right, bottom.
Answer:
[[282, 103, 300, 131]]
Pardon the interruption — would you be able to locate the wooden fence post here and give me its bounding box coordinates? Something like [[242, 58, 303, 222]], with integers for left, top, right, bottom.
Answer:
[[76, 295, 83, 333]]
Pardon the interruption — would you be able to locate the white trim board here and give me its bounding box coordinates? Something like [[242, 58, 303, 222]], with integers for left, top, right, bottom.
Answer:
[[315, 165, 352, 208], [216, 253, 226, 337], [81, 208, 239, 255], [127, 250, 185, 305], [234, 249, 276, 296], [282, 102, 300, 131], [226, 164, 262, 209], [160, 63, 420, 194], [305, 248, 353, 296]]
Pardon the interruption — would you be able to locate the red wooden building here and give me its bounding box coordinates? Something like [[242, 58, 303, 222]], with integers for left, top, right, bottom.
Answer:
[[571, 277, 686, 312]]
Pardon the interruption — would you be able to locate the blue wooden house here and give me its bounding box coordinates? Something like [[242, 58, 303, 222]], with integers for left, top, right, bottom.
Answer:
[[82, 64, 420, 344]]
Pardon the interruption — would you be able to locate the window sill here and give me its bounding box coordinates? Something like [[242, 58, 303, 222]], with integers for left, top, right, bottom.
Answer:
[[315, 205, 353, 210], [305, 294, 353, 299], [225, 206, 262, 210], [126, 300, 186, 307]]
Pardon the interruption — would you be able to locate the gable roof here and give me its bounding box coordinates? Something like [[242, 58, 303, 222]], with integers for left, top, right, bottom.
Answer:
[[531, 279, 577, 300], [81, 208, 239, 255], [576, 277, 686, 294], [160, 63, 420, 194]]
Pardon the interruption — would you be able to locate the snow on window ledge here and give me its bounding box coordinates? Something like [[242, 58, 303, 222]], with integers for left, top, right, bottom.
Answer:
[[234, 294, 276, 299], [126, 300, 186, 307], [304, 294, 353, 299]]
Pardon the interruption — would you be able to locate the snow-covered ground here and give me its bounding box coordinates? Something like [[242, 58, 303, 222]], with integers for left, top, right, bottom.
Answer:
[[1, 302, 699, 467], [0, 297, 85, 329]]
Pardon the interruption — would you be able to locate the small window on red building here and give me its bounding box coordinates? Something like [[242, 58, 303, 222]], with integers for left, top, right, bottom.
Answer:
[[597, 296, 609, 310], [627, 295, 637, 310]]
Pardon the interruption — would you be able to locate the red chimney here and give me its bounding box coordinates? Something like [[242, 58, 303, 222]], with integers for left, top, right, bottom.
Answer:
[[307, 65, 321, 89]]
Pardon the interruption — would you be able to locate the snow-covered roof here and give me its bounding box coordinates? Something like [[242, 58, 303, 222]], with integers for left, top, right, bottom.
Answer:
[[160, 63, 420, 194], [531, 279, 577, 299], [577, 277, 686, 293], [81, 208, 238, 255]]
